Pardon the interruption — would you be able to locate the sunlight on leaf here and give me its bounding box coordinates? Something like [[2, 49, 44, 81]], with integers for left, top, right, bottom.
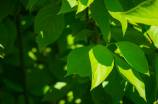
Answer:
[[77, 0, 94, 14], [120, 0, 158, 26], [54, 82, 67, 90], [89, 45, 114, 90], [116, 41, 149, 76], [114, 55, 146, 101]]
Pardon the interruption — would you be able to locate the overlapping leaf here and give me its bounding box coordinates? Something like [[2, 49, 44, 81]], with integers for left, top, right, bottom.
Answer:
[[58, 0, 78, 14], [114, 55, 146, 101], [77, 0, 94, 14], [34, 4, 64, 51], [89, 45, 114, 90], [90, 0, 110, 43], [120, 0, 158, 26], [116, 41, 149, 76], [67, 45, 94, 77], [103, 69, 125, 104], [104, 0, 128, 35], [147, 26, 158, 48]]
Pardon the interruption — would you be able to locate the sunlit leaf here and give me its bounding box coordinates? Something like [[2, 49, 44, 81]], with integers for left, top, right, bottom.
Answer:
[[120, 0, 158, 26], [147, 26, 158, 48], [42, 83, 70, 102], [89, 45, 114, 90], [114, 55, 146, 101], [77, 0, 94, 14], [90, 0, 110, 43], [58, 0, 77, 14], [116, 41, 149, 76], [67, 45, 94, 77], [104, 0, 128, 35], [34, 4, 65, 51]]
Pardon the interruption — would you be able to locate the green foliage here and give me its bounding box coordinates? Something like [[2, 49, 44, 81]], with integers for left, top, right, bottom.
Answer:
[[0, 0, 158, 104]]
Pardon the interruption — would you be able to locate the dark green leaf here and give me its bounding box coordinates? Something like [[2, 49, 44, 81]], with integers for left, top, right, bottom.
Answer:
[[74, 29, 92, 41], [90, 0, 110, 43], [34, 4, 65, 51], [103, 69, 126, 104], [0, 0, 17, 21], [42, 82, 70, 102]]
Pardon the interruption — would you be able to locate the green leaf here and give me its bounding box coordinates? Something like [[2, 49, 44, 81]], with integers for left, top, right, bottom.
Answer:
[[114, 55, 146, 101], [111, 27, 149, 46], [103, 69, 126, 104], [147, 26, 158, 48], [67, 45, 94, 77], [0, 0, 17, 21], [90, 0, 110, 43], [0, 92, 16, 104], [91, 85, 113, 104], [74, 29, 92, 41], [116, 41, 149, 76], [120, 0, 158, 26], [0, 22, 8, 53], [3, 17, 17, 54], [34, 4, 65, 51], [42, 82, 70, 102], [89, 45, 114, 90], [58, 0, 77, 14], [2, 79, 23, 92], [77, 0, 94, 14], [104, 0, 128, 35], [18, 95, 34, 104], [155, 56, 158, 85], [27, 0, 38, 10]]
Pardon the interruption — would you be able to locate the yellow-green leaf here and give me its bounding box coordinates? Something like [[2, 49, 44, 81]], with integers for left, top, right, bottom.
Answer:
[[114, 55, 146, 101], [120, 0, 158, 26], [77, 0, 94, 14], [89, 45, 114, 90]]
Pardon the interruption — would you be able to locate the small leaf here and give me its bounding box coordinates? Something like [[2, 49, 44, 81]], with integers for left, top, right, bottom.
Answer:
[[90, 0, 110, 43], [77, 0, 94, 14], [147, 26, 158, 48], [67, 45, 94, 77], [3, 17, 17, 54], [114, 55, 146, 101], [116, 41, 149, 76], [89, 45, 114, 90], [58, 0, 77, 14], [34, 4, 65, 51], [0, 0, 17, 21], [74, 29, 92, 41], [104, 0, 128, 35], [0, 22, 8, 53], [120, 0, 158, 26], [27, 0, 38, 10], [42, 83, 70, 102]]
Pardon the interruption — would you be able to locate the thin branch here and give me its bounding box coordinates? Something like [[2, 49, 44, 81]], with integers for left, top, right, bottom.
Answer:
[[93, 21, 99, 44], [16, 14, 29, 104], [86, 8, 90, 45]]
